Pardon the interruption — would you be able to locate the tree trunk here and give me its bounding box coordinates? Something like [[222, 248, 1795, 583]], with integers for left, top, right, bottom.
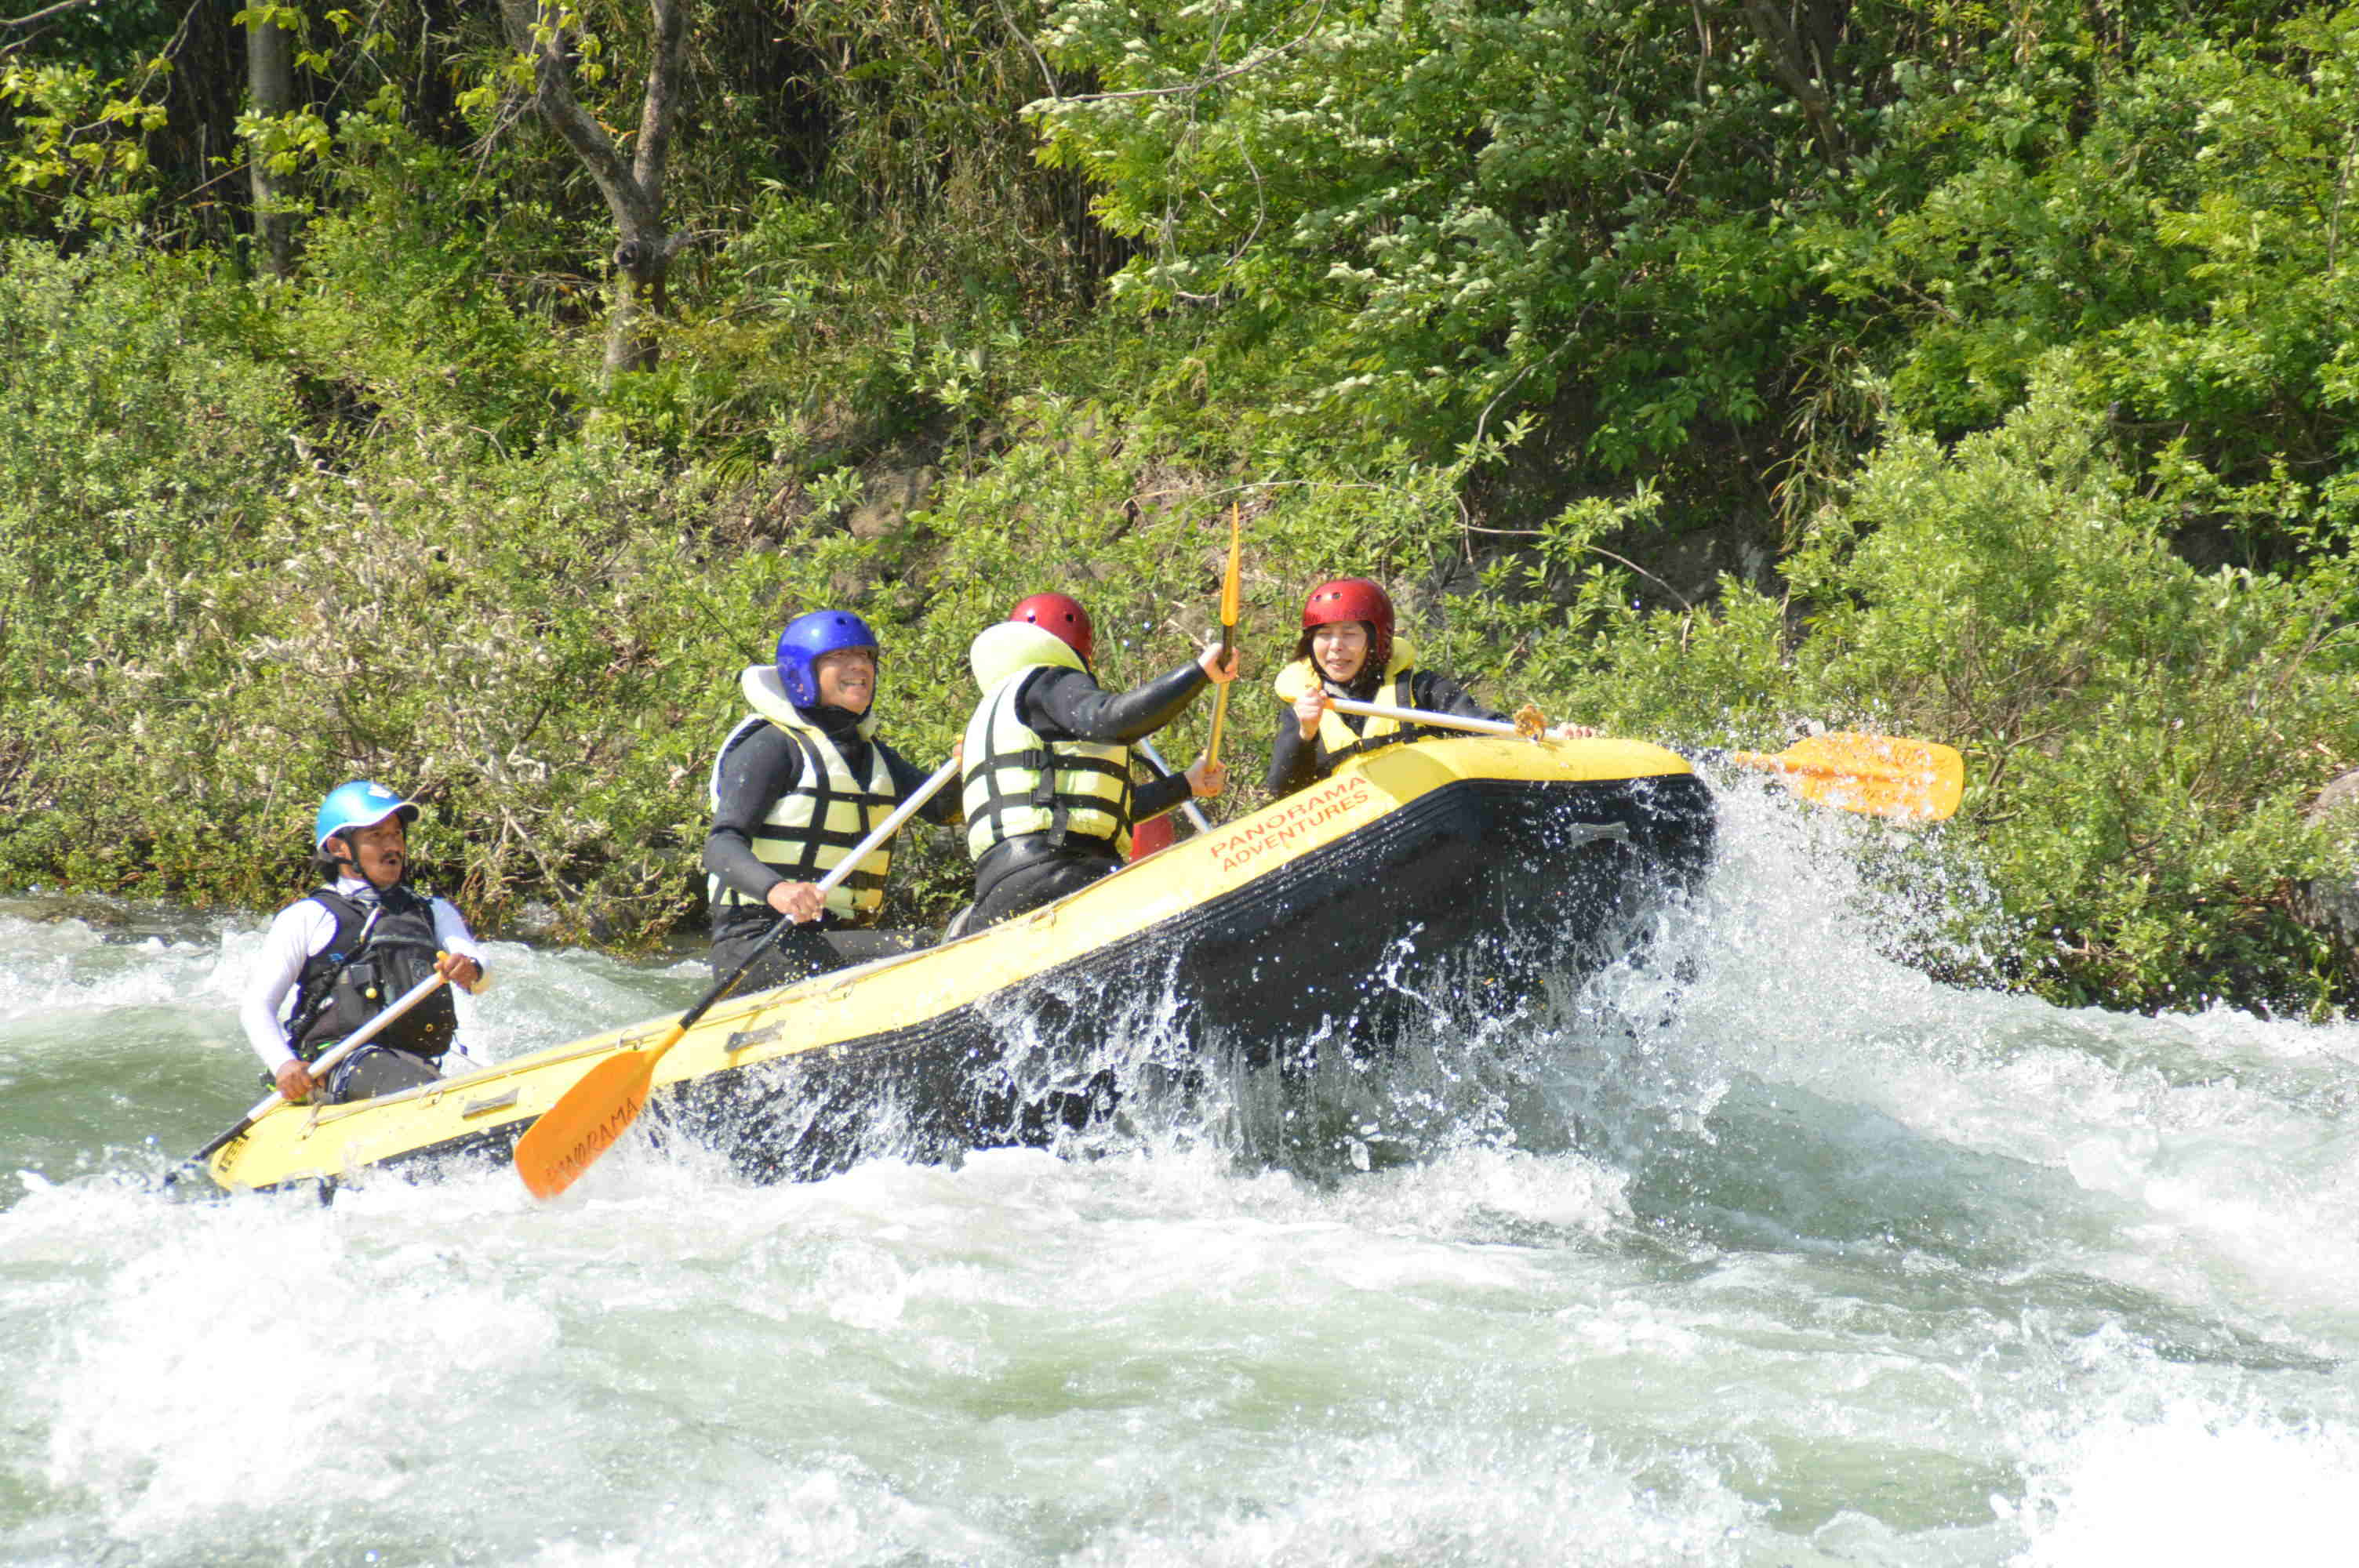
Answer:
[[244, 7, 296, 277], [1739, 0, 1848, 171], [500, 0, 690, 382]]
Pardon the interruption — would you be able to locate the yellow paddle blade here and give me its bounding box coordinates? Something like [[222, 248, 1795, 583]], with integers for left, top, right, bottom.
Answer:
[[1728, 733, 1966, 822], [1205, 506, 1244, 765], [513, 1027, 683, 1200], [1219, 506, 1242, 629]]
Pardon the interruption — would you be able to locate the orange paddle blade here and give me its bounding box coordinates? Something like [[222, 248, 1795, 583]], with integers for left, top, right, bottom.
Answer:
[[513, 1029, 682, 1200], [1728, 733, 1965, 822]]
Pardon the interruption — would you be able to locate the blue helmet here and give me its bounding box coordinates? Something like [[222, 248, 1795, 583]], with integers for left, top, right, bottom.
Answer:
[[775, 609, 881, 708], [314, 780, 419, 852]]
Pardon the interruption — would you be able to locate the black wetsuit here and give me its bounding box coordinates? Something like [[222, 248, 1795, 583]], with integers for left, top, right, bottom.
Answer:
[[703, 703, 961, 989], [1262, 667, 1499, 797], [968, 662, 1206, 929]]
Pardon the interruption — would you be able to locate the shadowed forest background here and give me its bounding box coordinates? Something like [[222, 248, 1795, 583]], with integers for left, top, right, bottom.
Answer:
[[2, 0, 2357, 1014]]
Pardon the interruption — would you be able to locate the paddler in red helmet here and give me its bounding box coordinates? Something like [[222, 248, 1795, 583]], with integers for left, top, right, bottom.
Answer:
[[1264, 578, 1593, 797], [958, 593, 1237, 928]]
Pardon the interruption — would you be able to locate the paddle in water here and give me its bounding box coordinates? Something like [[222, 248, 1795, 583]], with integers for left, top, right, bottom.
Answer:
[[514, 757, 962, 1200], [1322, 696, 1965, 822]]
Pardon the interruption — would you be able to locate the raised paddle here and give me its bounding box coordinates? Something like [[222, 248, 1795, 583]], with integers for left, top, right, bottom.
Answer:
[[1203, 506, 1243, 767], [176, 969, 452, 1175], [514, 756, 961, 1201], [1322, 695, 1965, 822]]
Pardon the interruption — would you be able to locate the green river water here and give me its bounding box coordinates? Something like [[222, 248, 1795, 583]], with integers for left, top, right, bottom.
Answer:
[[3, 785, 2355, 1565]]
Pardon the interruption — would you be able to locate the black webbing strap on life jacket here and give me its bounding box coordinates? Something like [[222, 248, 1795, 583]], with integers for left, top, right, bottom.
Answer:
[[1316, 713, 1397, 771], [963, 745, 1132, 851], [1312, 670, 1423, 771], [283, 896, 383, 1051], [776, 731, 897, 895], [965, 746, 1127, 848]]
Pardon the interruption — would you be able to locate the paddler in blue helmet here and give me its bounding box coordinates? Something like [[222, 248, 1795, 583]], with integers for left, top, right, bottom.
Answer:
[[1264, 577, 1593, 797], [238, 781, 489, 1104], [959, 593, 1236, 929], [703, 608, 962, 989]]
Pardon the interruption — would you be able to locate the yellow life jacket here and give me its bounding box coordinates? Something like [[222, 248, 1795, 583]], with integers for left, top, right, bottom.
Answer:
[[1272, 637, 1420, 777], [708, 667, 899, 923], [961, 623, 1133, 861]]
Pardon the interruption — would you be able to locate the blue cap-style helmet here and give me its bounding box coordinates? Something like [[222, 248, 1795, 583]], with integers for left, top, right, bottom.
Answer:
[[775, 609, 881, 708], [314, 780, 420, 851]]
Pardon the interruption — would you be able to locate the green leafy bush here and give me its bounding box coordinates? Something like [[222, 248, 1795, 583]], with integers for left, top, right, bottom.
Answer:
[[1533, 377, 2359, 1011]]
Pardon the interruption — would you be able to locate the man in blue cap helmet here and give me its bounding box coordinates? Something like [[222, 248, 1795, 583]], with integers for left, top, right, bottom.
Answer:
[[238, 781, 489, 1104], [703, 608, 963, 989]]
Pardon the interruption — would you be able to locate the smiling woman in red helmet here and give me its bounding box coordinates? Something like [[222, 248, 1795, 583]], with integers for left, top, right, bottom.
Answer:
[[958, 592, 1238, 928], [1263, 578, 1593, 797]]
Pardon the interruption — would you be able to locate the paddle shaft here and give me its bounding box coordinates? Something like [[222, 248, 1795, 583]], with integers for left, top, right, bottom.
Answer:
[[1325, 696, 1961, 821], [185, 970, 452, 1167], [1205, 510, 1241, 765], [514, 756, 961, 1200], [1206, 633, 1233, 761], [1325, 695, 1524, 738], [1136, 739, 1213, 833]]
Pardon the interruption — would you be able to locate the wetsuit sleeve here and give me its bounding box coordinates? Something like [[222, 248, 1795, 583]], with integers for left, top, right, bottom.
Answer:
[[881, 742, 964, 826], [1412, 670, 1505, 724], [1023, 662, 1209, 743], [703, 724, 806, 902], [1263, 706, 1319, 797], [238, 901, 335, 1073], [427, 898, 490, 990], [1132, 769, 1193, 823]]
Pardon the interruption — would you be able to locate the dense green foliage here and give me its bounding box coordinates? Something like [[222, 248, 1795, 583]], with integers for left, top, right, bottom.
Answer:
[[3, 0, 2357, 1011]]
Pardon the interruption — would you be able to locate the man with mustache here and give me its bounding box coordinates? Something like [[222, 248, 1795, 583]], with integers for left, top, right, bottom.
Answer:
[[238, 781, 489, 1104]]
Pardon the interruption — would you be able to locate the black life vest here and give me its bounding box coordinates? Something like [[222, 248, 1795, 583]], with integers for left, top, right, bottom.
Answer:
[[285, 886, 460, 1062]]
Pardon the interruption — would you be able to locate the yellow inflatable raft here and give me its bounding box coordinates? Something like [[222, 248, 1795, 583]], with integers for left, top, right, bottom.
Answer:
[[201, 734, 1713, 1193]]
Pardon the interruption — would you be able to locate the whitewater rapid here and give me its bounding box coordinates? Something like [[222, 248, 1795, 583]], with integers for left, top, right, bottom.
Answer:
[[3, 781, 2356, 1565]]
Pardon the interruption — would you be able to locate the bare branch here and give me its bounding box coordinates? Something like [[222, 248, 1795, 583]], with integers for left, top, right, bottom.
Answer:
[[2, 0, 102, 28], [1739, 0, 1848, 169], [631, 0, 688, 205], [495, 0, 652, 232]]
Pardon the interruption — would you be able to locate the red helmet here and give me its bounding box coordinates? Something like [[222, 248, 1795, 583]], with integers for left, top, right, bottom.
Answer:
[[1300, 578, 1394, 671], [1009, 592, 1094, 662]]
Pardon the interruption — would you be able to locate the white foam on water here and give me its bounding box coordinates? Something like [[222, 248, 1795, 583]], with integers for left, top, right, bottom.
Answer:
[[9, 782, 2359, 1565], [2009, 1392, 2359, 1566], [33, 1182, 562, 1537], [0, 911, 216, 1024], [1641, 785, 2359, 1346], [1060, 1431, 1764, 1568]]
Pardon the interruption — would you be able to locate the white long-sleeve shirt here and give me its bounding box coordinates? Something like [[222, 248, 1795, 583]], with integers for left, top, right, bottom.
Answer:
[[238, 877, 489, 1073]]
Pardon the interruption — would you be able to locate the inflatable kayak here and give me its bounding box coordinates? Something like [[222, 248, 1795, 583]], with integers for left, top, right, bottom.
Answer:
[[198, 734, 1715, 1194]]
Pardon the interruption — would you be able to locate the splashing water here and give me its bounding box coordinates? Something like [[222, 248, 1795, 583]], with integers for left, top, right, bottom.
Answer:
[[4, 779, 2357, 1565]]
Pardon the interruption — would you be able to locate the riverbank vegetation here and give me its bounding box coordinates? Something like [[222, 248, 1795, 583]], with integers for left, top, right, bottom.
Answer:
[[3, 0, 2356, 1013]]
